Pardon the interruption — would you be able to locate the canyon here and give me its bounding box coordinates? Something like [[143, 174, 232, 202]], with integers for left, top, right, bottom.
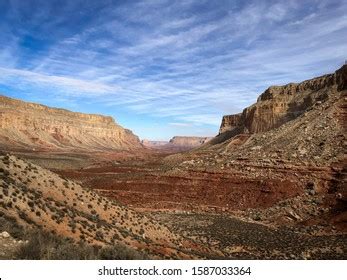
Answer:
[[0, 65, 346, 259]]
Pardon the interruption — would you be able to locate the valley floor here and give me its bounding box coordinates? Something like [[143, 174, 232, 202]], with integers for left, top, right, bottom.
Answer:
[[7, 148, 345, 259]]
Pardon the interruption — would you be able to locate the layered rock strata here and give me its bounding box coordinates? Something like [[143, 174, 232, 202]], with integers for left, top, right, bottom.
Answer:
[[0, 95, 141, 151], [219, 65, 347, 135], [169, 136, 212, 147]]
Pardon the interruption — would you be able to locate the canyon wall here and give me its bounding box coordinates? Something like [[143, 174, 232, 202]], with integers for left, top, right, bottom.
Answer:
[[169, 136, 212, 147], [141, 139, 169, 148], [142, 136, 212, 151], [219, 114, 242, 134], [219, 65, 347, 136], [0, 95, 142, 151]]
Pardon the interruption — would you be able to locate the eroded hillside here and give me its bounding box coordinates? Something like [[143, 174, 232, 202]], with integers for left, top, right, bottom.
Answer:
[[0, 154, 215, 259]]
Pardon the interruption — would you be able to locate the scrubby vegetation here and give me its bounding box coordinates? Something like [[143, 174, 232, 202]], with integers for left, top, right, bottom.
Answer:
[[0, 213, 147, 260], [15, 229, 147, 260], [0, 154, 191, 259], [0, 214, 26, 239]]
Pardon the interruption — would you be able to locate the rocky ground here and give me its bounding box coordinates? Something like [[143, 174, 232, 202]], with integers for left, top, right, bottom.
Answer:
[[0, 231, 23, 259]]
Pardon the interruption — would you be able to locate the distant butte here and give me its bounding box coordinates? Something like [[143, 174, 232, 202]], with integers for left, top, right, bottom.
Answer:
[[142, 136, 212, 152]]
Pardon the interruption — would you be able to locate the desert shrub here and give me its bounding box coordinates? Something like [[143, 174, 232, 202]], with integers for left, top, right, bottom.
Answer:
[[18, 211, 34, 225], [15, 230, 147, 260], [0, 214, 26, 239], [118, 228, 129, 238], [111, 233, 121, 242], [15, 230, 97, 260], [95, 231, 104, 241]]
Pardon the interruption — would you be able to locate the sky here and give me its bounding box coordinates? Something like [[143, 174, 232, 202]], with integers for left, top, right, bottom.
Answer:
[[0, 0, 346, 140]]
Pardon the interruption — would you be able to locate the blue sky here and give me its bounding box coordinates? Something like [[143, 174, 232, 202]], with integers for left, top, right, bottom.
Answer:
[[0, 0, 346, 140]]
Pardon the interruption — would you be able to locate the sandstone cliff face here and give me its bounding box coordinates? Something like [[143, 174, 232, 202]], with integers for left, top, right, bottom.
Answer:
[[0, 95, 142, 151], [169, 136, 212, 147], [219, 65, 347, 135], [219, 114, 242, 134]]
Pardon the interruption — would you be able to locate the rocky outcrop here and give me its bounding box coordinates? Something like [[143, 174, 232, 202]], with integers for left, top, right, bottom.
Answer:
[[219, 114, 242, 134], [0, 95, 142, 151], [169, 136, 212, 147], [219, 65, 347, 135]]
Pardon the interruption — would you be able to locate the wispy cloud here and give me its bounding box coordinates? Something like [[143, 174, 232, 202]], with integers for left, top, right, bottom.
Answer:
[[0, 67, 119, 95], [169, 122, 193, 127], [0, 0, 346, 139]]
